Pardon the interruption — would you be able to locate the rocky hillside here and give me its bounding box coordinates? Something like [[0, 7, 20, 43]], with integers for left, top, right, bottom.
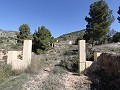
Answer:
[[0, 29, 17, 38], [56, 29, 85, 42], [0, 29, 19, 51]]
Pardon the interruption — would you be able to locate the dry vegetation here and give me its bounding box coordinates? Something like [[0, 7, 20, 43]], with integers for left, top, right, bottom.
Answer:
[[0, 42, 120, 90], [0, 43, 92, 90]]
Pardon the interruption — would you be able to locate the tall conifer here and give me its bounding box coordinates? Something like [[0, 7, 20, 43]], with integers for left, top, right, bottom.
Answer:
[[83, 0, 114, 45]]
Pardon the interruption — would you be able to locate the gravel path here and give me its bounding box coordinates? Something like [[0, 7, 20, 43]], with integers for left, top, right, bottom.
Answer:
[[64, 72, 91, 90]]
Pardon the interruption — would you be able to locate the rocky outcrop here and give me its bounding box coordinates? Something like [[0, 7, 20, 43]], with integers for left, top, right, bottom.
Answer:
[[86, 53, 120, 89]]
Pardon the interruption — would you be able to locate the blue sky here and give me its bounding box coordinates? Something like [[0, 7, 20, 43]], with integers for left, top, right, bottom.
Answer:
[[0, 0, 120, 37]]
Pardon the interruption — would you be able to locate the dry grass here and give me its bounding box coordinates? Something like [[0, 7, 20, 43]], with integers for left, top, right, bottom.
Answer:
[[0, 62, 27, 90]]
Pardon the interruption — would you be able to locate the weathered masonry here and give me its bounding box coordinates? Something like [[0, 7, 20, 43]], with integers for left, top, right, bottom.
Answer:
[[78, 40, 102, 75], [7, 40, 32, 70]]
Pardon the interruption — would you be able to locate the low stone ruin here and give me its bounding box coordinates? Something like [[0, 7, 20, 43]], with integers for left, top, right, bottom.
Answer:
[[78, 40, 120, 76], [78, 40, 102, 74], [5, 39, 119, 74], [7, 40, 32, 70]]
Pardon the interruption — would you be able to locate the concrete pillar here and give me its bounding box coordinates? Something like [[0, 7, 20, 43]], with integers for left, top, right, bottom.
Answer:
[[94, 52, 101, 61], [51, 43, 54, 48], [7, 51, 17, 64], [23, 40, 32, 65], [69, 41, 72, 45], [0, 52, 4, 60], [85, 61, 93, 68], [78, 40, 86, 74]]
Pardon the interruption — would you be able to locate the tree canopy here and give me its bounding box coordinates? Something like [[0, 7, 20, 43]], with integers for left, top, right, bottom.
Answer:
[[112, 32, 120, 43], [83, 0, 114, 45], [118, 6, 120, 23], [32, 26, 54, 54], [17, 24, 31, 45]]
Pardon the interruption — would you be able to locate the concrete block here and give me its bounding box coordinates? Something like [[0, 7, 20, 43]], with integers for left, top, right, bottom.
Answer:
[[17, 51, 23, 56], [86, 61, 93, 68], [69, 41, 72, 45], [94, 52, 102, 61], [12, 59, 27, 70], [7, 51, 17, 64], [7, 40, 32, 70]]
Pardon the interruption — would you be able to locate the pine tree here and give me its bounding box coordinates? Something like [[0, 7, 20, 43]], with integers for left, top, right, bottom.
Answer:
[[112, 32, 120, 43], [32, 26, 54, 54], [83, 0, 114, 45], [118, 6, 120, 23], [17, 24, 31, 45]]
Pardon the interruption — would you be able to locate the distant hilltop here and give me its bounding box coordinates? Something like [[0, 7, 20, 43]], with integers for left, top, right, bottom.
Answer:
[[56, 29, 85, 42], [0, 29, 18, 38]]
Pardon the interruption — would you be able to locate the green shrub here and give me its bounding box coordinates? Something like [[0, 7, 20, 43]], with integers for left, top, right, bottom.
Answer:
[[75, 36, 83, 45], [60, 56, 79, 73], [32, 26, 54, 54], [17, 24, 32, 45], [25, 58, 48, 74], [86, 53, 94, 61], [0, 64, 12, 78]]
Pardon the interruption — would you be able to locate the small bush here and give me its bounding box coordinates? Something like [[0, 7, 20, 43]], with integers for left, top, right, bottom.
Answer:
[[75, 36, 83, 45], [60, 56, 79, 73], [36, 49, 46, 54], [0, 64, 14, 85], [86, 53, 94, 61], [25, 58, 48, 74], [60, 47, 93, 73], [0, 64, 12, 78], [25, 61, 41, 74], [0, 64, 24, 79], [0, 74, 27, 90], [11, 70, 24, 76]]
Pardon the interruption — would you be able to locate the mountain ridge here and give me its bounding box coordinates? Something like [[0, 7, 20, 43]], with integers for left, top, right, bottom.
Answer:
[[56, 29, 85, 42], [0, 29, 17, 38]]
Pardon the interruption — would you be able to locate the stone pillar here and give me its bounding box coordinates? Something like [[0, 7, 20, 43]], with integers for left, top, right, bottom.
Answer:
[[69, 41, 72, 45], [94, 52, 101, 61], [23, 40, 32, 66], [51, 43, 54, 48], [0, 52, 4, 60], [7, 51, 17, 64], [78, 40, 86, 75]]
